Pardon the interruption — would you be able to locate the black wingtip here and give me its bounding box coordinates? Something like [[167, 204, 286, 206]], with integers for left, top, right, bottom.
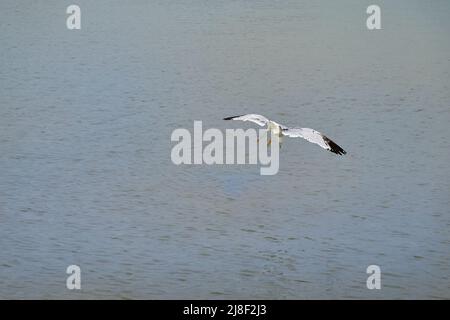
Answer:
[[223, 115, 243, 120], [323, 136, 347, 156], [330, 148, 347, 155]]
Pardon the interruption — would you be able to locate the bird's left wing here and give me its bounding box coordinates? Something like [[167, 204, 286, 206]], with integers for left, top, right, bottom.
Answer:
[[223, 114, 270, 127], [282, 127, 346, 155]]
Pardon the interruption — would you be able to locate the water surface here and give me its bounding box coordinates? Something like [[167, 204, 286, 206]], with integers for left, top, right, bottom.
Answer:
[[0, 0, 449, 299]]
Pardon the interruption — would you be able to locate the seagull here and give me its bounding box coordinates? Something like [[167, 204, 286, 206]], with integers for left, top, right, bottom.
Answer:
[[223, 114, 346, 155]]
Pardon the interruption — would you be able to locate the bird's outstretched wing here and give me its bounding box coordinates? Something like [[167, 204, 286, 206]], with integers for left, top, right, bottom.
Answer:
[[282, 128, 346, 155], [223, 114, 269, 127]]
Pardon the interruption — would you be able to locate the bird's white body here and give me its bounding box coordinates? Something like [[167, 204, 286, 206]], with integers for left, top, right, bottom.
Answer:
[[268, 121, 282, 136]]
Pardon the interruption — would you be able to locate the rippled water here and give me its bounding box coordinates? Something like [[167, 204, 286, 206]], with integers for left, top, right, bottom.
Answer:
[[1, 0, 449, 299]]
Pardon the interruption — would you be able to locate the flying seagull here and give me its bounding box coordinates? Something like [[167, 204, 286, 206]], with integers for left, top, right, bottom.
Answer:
[[223, 114, 346, 155]]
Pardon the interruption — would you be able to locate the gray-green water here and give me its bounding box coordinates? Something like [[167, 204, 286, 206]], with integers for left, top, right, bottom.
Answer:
[[1, 0, 449, 299]]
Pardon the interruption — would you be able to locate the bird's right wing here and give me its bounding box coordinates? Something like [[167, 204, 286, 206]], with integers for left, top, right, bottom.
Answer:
[[282, 127, 346, 155], [223, 114, 270, 127]]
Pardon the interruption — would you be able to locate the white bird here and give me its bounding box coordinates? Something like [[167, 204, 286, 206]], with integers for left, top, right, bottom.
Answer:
[[223, 113, 346, 155]]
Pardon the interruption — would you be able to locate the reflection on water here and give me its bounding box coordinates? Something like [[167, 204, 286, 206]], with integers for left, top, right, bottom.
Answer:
[[0, 0, 449, 299]]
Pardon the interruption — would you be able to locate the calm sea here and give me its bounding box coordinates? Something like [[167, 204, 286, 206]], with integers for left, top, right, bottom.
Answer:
[[0, 0, 449, 298]]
